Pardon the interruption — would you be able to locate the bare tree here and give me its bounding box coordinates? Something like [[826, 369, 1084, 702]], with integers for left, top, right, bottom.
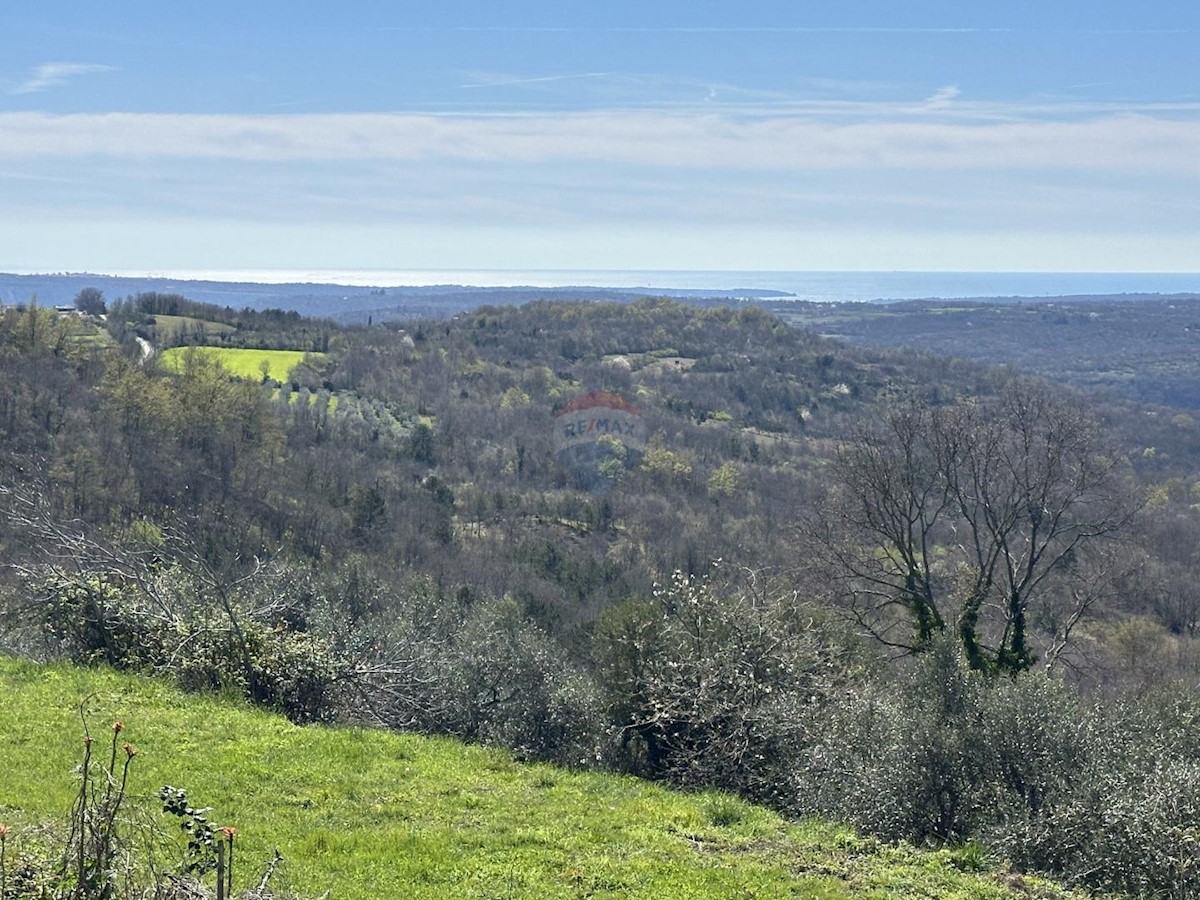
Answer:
[[813, 383, 1138, 675]]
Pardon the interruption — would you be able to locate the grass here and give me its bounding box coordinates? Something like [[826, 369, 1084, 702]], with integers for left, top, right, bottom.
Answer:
[[0, 658, 1084, 899], [159, 347, 326, 382]]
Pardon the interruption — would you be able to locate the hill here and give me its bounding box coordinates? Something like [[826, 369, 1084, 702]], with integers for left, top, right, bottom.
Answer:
[[3, 293, 1200, 895], [0, 272, 790, 325], [0, 657, 1071, 899], [773, 295, 1200, 411]]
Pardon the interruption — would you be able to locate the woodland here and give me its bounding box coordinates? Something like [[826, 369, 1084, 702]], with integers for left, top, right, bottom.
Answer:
[[4, 288, 1200, 896]]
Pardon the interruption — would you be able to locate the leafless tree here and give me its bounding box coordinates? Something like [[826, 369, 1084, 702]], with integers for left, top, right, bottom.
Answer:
[[812, 383, 1139, 675]]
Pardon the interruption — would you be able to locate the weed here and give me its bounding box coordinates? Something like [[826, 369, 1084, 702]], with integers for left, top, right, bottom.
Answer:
[[703, 793, 748, 828], [63, 716, 137, 899], [0, 704, 294, 899], [949, 840, 989, 873]]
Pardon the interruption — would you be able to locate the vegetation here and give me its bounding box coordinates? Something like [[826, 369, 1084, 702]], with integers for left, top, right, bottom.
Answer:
[[774, 294, 1200, 411], [105, 292, 335, 353], [159, 347, 324, 384], [5, 288, 1200, 895], [0, 657, 1081, 899], [813, 384, 1137, 674]]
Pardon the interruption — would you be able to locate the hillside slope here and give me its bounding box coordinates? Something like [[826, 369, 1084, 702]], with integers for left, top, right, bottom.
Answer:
[[0, 658, 1078, 899]]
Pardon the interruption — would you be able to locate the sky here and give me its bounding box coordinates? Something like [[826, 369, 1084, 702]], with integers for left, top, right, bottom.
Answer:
[[1, 1, 1198, 275]]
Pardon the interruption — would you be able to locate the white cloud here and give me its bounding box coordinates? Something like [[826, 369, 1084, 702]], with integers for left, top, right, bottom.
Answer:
[[4, 216, 1197, 274], [0, 109, 1197, 176], [8, 62, 116, 95], [923, 85, 961, 110]]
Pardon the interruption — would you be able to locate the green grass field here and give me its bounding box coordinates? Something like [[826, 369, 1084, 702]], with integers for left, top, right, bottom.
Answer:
[[64, 317, 117, 348], [159, 347, 325, 382], [0, 658, 1079, 899]]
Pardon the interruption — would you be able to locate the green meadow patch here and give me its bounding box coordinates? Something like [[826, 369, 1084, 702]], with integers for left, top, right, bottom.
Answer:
[[0, 659, 1082, 900], [160, 347, 325, 382], [63, 317, 117, 348]]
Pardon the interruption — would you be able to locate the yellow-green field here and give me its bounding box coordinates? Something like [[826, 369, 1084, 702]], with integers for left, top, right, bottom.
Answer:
[[160, 347, 326, 382]]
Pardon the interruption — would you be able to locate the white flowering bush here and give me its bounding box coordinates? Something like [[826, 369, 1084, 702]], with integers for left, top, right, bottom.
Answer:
[[593, 565, 840, 805]]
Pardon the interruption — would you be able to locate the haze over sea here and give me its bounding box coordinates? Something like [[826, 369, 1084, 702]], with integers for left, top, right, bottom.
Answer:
[[99, 269, 1200, 303]]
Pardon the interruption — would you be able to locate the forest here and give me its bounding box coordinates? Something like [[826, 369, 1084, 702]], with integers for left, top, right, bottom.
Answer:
[[3, 288, 1200, 896]]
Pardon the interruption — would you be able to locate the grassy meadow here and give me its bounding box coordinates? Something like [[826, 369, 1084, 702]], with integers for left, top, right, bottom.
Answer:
[[0, 658, 1081, 899], [159, 347, 324, 382]]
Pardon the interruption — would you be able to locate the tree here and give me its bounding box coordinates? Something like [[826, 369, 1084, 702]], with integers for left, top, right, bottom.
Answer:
[[74, 286, 107, 316], [407, 421, 436, 465], [815, 383, 1137, 675]]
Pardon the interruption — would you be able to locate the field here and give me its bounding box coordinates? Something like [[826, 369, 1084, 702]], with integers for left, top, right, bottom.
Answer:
[[0, 658, 1076, 899], [159, 347, 324, 382]]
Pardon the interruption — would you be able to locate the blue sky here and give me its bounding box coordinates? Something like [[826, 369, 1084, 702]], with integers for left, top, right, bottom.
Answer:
[[2, 2, 1198, 275]]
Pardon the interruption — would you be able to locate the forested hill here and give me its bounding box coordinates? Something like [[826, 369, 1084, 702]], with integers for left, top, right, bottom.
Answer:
[[774, 294, 1200, 411], [1, 292, 1196, 665], [4, 293, 1200, 895], [3, 297, 890, 623], [0, 271, 789, 323]]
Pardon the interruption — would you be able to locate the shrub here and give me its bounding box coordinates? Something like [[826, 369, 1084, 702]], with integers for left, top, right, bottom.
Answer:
[[795, 637, 1200, 895], [594, 567, 839, 806], [423, 594, 608, 767], [30, 567, 348, 725], [345, 584, 609, 768]]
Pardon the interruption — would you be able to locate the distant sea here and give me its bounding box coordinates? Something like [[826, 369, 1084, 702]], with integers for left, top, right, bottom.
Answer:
[[102, 269, 1200, 302]]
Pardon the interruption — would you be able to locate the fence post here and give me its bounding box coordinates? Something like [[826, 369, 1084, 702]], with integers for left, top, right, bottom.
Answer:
[[216, 839, 226, 900]]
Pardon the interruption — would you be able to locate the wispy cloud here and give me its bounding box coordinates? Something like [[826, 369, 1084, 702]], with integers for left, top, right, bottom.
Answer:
[[923, 85, 961, 110], [460, 72, 615, 89], [456, 71, 795, 107], [378, 26, 1015, 35], [8, 62, 116, 95], [0, 109, 1196, 176]]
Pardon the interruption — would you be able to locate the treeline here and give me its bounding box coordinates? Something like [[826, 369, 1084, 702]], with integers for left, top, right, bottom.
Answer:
[[106, 291, 336, 352], [783, 295, 1200, 412], [3, 295, 1200, 894]]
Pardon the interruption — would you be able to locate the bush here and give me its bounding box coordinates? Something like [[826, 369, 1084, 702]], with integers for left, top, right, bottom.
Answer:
[[30, 567, 348, 725], [796, 637, 1200, 895], [345, 584, 609, 768], [594, 567, 840, 806], [411, 594, 605, 766]]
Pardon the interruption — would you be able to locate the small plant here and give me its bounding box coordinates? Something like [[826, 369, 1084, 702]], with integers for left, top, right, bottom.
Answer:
[[159, 787, 238, 899], [702, 794, 747, 828], [0, 713, 291, 900], [59, 717, 138, 899], [948, 841, 988, 873], [159, 786, 220, 876]]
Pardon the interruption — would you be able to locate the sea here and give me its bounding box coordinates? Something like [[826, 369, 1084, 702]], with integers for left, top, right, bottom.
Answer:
[[103, 269, 1200, 303]]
